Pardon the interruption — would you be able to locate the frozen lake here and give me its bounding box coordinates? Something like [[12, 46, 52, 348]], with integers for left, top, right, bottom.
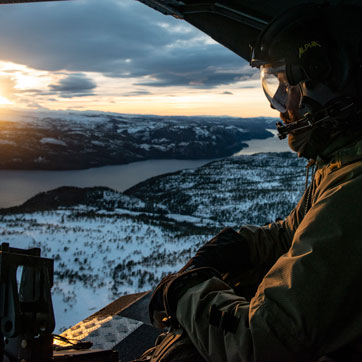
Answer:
[[0, 159, 211, 208], [0, 132, 290, 208], [234, 129, 290, 155]]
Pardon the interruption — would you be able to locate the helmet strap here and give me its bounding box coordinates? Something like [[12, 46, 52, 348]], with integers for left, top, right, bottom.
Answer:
[[276, 97, 357, 139]]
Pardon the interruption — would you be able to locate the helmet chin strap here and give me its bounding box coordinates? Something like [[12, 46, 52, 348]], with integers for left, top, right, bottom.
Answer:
[[276, 97, 357, 139]]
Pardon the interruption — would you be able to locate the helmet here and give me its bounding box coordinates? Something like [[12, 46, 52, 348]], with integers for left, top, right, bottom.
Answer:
[[250, 3, 362, 157]]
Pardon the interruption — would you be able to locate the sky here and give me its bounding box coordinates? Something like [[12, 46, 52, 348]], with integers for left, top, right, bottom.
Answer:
[[0, 0, 276, 117]]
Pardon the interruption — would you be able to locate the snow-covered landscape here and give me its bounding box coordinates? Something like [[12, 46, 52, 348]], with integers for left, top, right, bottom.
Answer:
[[0, 109, 275, 170], [0, 152, 306, 332], [0, 109, 306, 333]]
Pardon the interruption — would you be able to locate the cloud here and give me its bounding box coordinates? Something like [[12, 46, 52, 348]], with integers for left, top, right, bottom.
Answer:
[[49, 74, 96, 97], [122, 90, 152, 97], [25, 102, 49, 110], [0, 75, 16, 97], [222, 91, 233, 95], [136, 65, 256, 88], [0, 0, 190, 72], [0, 0, 257, 89]]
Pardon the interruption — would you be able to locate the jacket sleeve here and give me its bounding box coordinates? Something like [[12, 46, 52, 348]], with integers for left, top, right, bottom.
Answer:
[[176, 173, 362, 362]]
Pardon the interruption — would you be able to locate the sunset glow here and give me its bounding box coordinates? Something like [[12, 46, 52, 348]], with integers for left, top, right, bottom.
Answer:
[[0, 59, 275, 117], [0, 0, 277, 119], [0, 96, 12, 105], [0, 60, 274, 117]]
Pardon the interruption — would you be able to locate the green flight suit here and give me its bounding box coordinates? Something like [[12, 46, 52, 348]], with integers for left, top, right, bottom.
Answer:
[[176, 136, 362, 362]]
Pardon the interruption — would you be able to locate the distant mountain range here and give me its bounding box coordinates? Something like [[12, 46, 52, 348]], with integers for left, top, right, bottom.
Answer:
[[0, 110, 277, 170], [0, 152, 307, 332]]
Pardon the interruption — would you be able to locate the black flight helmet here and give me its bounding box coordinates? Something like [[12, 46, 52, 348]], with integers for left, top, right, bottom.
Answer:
[[250, 3, 362, 139]]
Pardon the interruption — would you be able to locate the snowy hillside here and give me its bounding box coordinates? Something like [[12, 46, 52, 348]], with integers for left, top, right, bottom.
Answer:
[[0, 152, 306, 332], [0, 109, 276, 170], [126, 152, 305, 225]]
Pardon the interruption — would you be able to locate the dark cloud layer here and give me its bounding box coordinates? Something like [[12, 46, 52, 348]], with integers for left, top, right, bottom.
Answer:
[[122, 90, 152, 97], [0, 0, 257, 89], [49, 74, 97, 96]]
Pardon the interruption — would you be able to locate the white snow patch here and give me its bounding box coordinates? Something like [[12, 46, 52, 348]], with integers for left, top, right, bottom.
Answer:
[[40, 138, 67, 147], [0, 140, 15, 145], [139, 144, 151, 151], [91, 140, 105, 146]]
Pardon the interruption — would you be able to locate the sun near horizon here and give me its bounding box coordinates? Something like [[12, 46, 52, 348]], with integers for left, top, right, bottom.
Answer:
[[0, 60, 276, 119]]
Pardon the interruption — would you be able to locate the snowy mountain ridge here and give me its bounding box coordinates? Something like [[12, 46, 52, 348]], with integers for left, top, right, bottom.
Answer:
[[0, 109, 276, 170]]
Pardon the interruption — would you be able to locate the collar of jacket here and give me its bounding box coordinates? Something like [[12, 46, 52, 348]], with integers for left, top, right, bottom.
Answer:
[[316, 134, 362, 170]]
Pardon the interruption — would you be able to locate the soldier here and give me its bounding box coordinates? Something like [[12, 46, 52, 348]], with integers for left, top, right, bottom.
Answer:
[[147, 3, 362, 361]]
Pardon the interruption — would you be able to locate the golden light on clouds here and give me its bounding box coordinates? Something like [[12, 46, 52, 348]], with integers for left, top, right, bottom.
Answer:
[[0, 61, 53, 108], [0, 0, 280, 119], [0, 60, 276, 118], [0, 96, 12, 105]]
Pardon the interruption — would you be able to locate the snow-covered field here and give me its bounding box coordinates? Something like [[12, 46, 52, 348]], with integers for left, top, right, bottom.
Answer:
[[0, 207, 212, 332]]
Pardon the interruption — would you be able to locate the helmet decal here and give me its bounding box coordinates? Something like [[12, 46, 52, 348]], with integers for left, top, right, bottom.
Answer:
[[299, 41, 322, 59]]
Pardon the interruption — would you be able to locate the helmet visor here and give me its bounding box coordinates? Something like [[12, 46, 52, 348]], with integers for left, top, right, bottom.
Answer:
[[261, 63, 301, 113]]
